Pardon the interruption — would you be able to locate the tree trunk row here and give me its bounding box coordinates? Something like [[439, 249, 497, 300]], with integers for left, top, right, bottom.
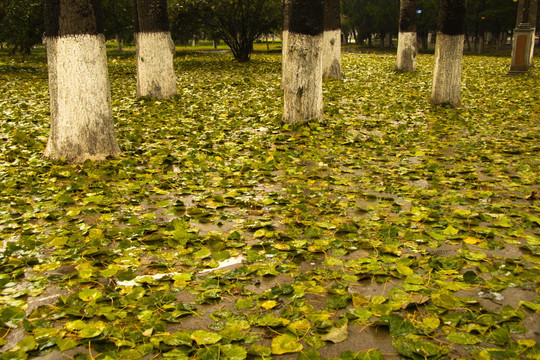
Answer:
[[43, 0, 175, 163], [41, 0, 487, 162]]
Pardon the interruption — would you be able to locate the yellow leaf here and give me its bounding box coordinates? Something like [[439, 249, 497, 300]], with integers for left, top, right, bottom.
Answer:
[[463, 237, 482, 245], [260, 300, 278, 310]]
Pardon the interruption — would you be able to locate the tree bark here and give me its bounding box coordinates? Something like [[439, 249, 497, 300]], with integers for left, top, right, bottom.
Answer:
[[283, 0, 324, 124], [323, 0, 342, 79], [431, 0, 466, 107], [395, 0, 417, 72], [134, 0, 177, 99], [281, 0, 290, 90], [43, 0, 120, 163], [116, 33, 123, 51]]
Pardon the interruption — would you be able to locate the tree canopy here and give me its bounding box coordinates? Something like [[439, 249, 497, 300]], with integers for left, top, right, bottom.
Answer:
[[0, 0, 43, 55]]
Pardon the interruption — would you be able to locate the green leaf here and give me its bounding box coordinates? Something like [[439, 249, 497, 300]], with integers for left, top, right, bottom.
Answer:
[[381, 314, 415, 338], [190, 330, 222, 345], [221, 344, 247, 360], [271, 333, 303, 355], [396, 264, 414, 276], [256, 314, 290, 327], [163, 331, 192, 346], [299, 348, 322, 360], [443, 225, 459, 236], [78, 321, 106, 338], [327, 294, 351, 309], [247, 345, 271, 357], [518, 300, 540, 312], [57, 338, 78, 351], [431, 293, 462, 309], [354, 349, 385, 360], [78, 288, 103, 302], [321, 323, 348, 343], [197, 345, 220, 360], [194, 247, 212, 259], [287, 319, 311, 337], [12, 336, 37, 352], [446, 331, 481, 345], [393, 335, 447, 358]]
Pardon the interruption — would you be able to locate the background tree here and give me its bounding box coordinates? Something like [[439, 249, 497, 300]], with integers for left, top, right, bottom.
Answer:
[[466, 0, 518, 51], [283, 0, 324, 124], [416, 0, 439, 50], [431, 0, 466, 106], [103, 0, 134, 51], [168, 0, 210, 44], [367, 0, 399, 48], [342, 0, 374, 45], [395, 0, 418, 71], [342, 0, 398, 47], [168, 0, 281, 62], [43, 0, 120, 163], [0, 0, 43, 56], [134, 0, 177, 99]]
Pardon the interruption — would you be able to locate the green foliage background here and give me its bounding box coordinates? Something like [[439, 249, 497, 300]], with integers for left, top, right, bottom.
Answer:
[[0, 48, 539, 359]]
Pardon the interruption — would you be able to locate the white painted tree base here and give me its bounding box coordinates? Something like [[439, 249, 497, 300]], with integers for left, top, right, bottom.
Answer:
[[44, 34, 120, 163], [283, 33, 324, 124], [135, 32, 177, 99], [431, 33, 464, 107], [395, 31, 417, 72], [323, 29, 342, 79]]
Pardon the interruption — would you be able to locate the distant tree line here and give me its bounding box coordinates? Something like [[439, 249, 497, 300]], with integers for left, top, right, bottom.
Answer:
[[342, 0, 533, 50], [0, 0, 537, 57]]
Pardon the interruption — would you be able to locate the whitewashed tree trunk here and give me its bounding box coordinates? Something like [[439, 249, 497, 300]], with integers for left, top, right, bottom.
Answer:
[[431, 34, 464, 106], [135, 32, 177, 99], [395, 0, 417, 72], [322, 29, 341, 78], [396, 32, 417, 72], [431, 0, 466, 106], [43, 0, 120, 163], [134, 0, 177, 99], [283, 32, 324, 124]]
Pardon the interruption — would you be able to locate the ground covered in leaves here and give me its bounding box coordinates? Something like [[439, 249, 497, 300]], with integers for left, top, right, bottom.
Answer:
[[0, 48, 539, 360]]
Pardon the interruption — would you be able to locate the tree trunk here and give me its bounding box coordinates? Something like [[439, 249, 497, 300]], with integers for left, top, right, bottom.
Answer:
[[431, 0, 466, 107], [478, 32, 484, 54], [42, 0, 120, 163], [387, 33, 394, 48], [323, 0, 342, 79], [395, 0, 417, 72], [134, 0, 177, 99], [283, 0, 324, 124], [116, 33, 123, 51], [281, 0, 291, 90]]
